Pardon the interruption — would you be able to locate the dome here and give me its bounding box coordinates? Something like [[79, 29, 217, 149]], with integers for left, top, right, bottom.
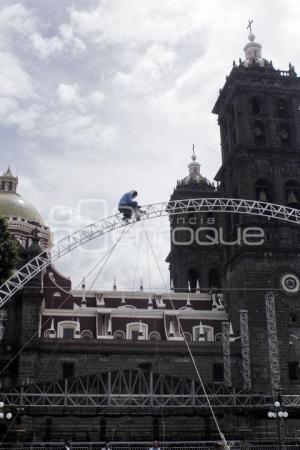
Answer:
[[0, 167, 45, 225], [0, 192, 45, 225], [178, 149, 215, 190]]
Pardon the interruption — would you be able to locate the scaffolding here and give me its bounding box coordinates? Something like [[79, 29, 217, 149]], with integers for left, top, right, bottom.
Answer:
[[265, 292, 281, 394], [240, 310, 252, 391], [222, 322, 232, 387], [0, 368, 276, 410]]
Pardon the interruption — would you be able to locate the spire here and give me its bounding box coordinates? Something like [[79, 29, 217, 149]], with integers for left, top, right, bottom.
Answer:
[[4, 166, 12, 176], [178, 145, 213, 187], [243, 20, 265, 68], [198, 321, 205, 342], [188, 144, 201, 178]]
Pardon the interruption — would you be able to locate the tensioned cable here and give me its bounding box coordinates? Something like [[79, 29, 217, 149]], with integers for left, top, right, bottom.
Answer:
[[131, 223, 143, 294], [146, 242, 152, 291], [142, 227, 166, 446], [142, 223, 230, 449]]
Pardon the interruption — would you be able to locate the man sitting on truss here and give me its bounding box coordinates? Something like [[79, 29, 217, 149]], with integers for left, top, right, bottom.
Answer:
[[118, 190, 144, 222]]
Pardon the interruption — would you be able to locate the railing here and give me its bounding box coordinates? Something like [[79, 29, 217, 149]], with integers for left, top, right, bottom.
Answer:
[[0, 443, 299, 450]]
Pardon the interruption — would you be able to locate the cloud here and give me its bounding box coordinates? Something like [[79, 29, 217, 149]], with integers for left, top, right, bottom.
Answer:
[[30, 24, 86, 60], [69, 0, 205, 49], [0, 52, 33, 98], [114, 44, 176, 96], [57, 82, 81, 105], [1, 0, 300, 289], [0, 2, 35, 49]]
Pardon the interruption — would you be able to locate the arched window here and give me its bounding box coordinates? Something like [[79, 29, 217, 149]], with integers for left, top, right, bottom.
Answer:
[[188, 268, 199, 293], [149, 331, 161, 341], [279, 122, 291, 145], [253, 121, 265, 144], [277, 98, 289, 118], [255, 178, 273, 202], [58, 321, 77, 338], [208, 268, 220, 289], [193, 325, 214, 342], [285, 180, 300, 207], [126, 322, 148, 340], [251, 97, 262, 115], [113, 330, 125, 340], [81, 330, 93, 339]]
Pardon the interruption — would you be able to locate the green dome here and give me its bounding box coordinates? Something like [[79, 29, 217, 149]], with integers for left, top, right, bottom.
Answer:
[[0, 192, 45, 225]]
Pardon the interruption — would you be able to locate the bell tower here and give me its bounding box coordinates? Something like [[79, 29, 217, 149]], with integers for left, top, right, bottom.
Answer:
[[167, 148, 224, 293], [213, 25, 300, 391]]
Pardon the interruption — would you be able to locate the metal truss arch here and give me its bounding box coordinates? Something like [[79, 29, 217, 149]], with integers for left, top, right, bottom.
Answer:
[[1, 197, 300, 307]]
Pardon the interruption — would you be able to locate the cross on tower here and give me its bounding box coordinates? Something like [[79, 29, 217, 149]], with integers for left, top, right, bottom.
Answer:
[[192, 144, 196, 161], [247, 19, 254, 35]]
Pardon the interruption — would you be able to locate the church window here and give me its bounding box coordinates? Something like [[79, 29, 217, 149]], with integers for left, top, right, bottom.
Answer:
[[288, 361, 299, 381], [1, 181, 4, 191], [281, 274, 300, 293], [58, 321, 77, 338], [251, 97, 262, 115], [285, 180, 300, 206], [149, 331, 161, 341], [277, 98, 289, 118], [8, 181, 12, 191], [255, 178, 272, 202], [188, 268, 198, 293], [193, 325, 214, 342], [62, 362, 74, 379], [253, 121, 265, 144], [208, 268, 220, 289], [279, 122, 291, 145], [213, 363, 224, 382], [126, 322, 148, 340], [81, 330, 93, 339], [63, 328, 74, 339], [113, 330, 125, 340], [290, 313, 297, 323]]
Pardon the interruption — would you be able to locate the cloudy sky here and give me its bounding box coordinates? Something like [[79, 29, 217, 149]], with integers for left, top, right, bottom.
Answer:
[[1, 0, 299, 291]]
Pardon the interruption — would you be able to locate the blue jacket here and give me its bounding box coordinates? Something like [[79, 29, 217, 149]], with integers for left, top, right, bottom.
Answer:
[[119, 191, 136, 206]]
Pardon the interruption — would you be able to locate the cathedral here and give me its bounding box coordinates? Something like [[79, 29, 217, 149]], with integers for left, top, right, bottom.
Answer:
[[0, 28, 300, 444]]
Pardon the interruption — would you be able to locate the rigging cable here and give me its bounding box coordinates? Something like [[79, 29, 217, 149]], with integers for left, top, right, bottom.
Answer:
[[142, 222, 230, 450]]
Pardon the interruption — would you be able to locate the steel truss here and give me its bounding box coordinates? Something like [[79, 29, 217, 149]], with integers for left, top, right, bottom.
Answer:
[[240, 310, 252, 391], [265, 293, 281, 393], [1, 198, 300, 307], [222, 322, 232, 387], [0, 368, 274, 410]]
